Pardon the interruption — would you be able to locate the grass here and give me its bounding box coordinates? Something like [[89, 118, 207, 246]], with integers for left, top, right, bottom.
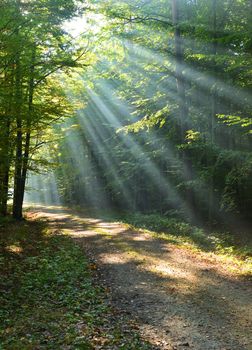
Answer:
[[0, 217, 153, 350], [69, 206, 252, 276], [96, 212, 252, 277]]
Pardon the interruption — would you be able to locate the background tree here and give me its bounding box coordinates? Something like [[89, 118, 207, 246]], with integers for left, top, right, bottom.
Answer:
[[0, 0, 89, 219]]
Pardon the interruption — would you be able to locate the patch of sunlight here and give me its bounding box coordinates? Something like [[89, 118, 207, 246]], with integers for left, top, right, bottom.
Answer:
[[100, 226, 126, 234], [100, 254, 132, 265], [44, 213, 72, 220], [6, 245, 23, 254], [91, 226, 126, 236], [153, 263, 197, 281], [63, 228, 98, 238], [129, 227, 252, 277], [23, 204, 66, 210], [88, 221, 252, 288], [96, 222, 122, 229], [72, 217, 102, 225], [89, 225, 199, 283]]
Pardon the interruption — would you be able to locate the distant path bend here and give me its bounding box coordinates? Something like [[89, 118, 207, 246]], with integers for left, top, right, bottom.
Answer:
[[32, 206, 252, 350]]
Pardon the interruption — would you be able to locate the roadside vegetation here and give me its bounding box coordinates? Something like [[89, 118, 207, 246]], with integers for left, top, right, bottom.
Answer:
[[117, 213, 252, 277], [80, 209, 251, 278]]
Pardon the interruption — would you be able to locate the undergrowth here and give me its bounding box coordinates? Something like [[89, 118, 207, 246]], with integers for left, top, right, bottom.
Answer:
[[0, 218, 152, 350], [113, 213, 252, 276]]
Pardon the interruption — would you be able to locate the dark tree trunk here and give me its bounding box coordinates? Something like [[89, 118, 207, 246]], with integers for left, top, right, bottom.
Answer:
[[13, 47, 36, 219], [0, 120, 11, 216], [171, 0, 188, 140], [208, 0, 218, 224], [13, 52, 23, 220], [171, 0, 196, 222], [18, 47, 36, 210], [13, 121, 23, 219], [0, 68, 14, 216]]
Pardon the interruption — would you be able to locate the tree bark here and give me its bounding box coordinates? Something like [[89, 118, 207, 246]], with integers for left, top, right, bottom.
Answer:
[[208, 0, 218, 224], [171, 0, 188, 140], [19, 47, 36, 210], [13, 47, 36, 219], [0, 119, 11, 216], [171, 0, 196, 222], [12, 52, 23, 220], [0, 66, 15, 216]]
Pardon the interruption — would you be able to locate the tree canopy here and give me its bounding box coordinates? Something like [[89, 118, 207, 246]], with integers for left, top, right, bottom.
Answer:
[[0, 0, 252, 225]]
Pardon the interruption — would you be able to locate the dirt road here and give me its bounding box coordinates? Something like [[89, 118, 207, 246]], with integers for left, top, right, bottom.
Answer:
[[32, 207, 252, 350]]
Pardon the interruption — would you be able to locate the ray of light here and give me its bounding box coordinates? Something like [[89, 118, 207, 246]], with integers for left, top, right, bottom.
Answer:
[[77, 108, 134, 208], [63, 122, 109, 209], [85, 87, 195, 219]]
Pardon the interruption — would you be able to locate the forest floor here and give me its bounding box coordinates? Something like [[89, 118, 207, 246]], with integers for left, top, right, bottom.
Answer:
[[0, 209, 152, 349], [28, 205, 252, 350]]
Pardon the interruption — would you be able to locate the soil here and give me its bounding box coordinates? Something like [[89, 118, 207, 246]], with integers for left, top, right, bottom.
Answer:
[[31, 206, 252, 350]]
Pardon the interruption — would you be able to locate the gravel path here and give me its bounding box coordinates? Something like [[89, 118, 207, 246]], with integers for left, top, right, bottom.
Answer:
[[33, 207, 252, 350]]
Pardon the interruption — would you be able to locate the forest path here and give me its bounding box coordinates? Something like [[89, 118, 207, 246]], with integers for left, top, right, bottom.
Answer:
[[31, 206, 252, 350]]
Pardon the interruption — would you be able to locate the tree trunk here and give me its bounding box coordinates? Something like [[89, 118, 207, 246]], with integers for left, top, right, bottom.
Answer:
[[208, 0, 217, 224], [12, 52, 23, 220], [171, 0, 188, 141], [13, 47, 36, 219], [0, 68, 15, 216], [18, 47, 36, 209], [0, 119, 11, 216], [171, 0, 196, 222], [13, 123, 23, 219]]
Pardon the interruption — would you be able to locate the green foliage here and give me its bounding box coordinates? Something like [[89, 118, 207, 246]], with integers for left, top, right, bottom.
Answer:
[[217, 114, 252, 132], [221, 156, 252, 214]]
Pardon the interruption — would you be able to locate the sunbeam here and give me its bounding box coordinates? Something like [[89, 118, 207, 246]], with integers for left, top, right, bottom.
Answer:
[[85, 86, 195, 219]]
